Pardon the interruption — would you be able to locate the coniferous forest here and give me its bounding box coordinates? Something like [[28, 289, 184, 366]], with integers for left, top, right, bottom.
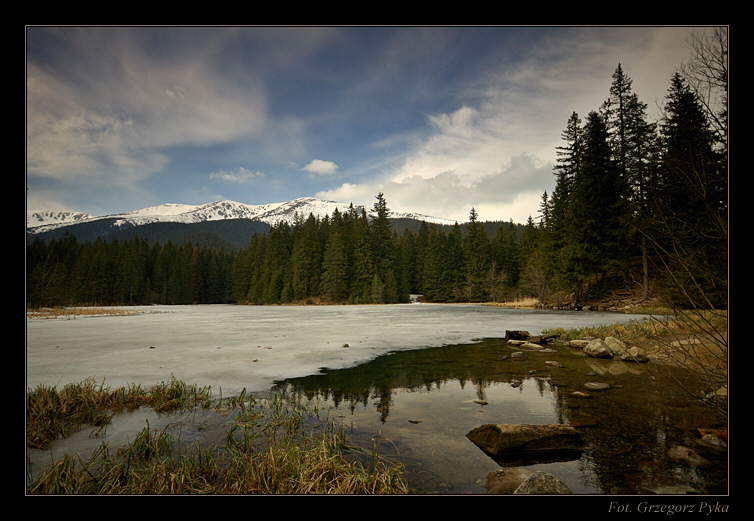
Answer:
[[26, 55, 728, 311]]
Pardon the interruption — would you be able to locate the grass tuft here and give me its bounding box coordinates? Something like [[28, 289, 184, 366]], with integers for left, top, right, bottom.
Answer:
[[26, 379, 409, 494]]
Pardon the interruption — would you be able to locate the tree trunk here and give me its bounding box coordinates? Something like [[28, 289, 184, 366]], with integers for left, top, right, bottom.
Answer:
[[466, 424, 584, 458]]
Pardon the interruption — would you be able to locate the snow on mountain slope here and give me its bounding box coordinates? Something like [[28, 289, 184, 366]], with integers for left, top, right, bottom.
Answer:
[[27, 197, 456, 234], [26, 210, 93, 229]]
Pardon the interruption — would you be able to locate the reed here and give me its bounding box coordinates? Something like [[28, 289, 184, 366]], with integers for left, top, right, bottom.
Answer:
[[26, 380, 409, 494], [26, 377, 216, 450]]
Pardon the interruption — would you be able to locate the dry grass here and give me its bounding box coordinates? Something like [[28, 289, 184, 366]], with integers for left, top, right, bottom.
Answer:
[[26, 380, 409, 495], [483, 297, 540, 309], [543, 308, 727, 365], [544, 308, 728, 419], [26, 377, 214, 450], [26, 307, 148, 320]]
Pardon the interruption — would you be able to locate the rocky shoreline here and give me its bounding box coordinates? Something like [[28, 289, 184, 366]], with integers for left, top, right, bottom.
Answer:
[[467, 330, 728, 494]]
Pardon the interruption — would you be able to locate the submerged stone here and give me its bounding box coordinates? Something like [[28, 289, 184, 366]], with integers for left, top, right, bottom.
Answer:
[[514, 471, 572, 494], [583, 381, 611, 391]]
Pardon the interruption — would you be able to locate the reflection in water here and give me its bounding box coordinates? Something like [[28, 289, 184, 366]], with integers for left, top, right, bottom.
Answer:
[[272, 338, 727, 494]]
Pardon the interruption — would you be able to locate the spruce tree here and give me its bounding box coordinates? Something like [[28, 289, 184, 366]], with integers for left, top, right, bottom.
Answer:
[[291, 214, 324, 300], [549, 112, 582, 289], [601, 64, 659, 299], [350, 208, 374, 303], [370, 192, 394, 282], [320, 231, 349, 301], [568, 111, 627, 302], [654, 72, 727, 308], [421, 225, 448, 301], [462, 207, 491, 301]]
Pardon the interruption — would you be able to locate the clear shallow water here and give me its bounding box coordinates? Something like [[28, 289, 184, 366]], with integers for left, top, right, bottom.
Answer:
[[25, 304, 727, 494], [272, 338, 728, 495]]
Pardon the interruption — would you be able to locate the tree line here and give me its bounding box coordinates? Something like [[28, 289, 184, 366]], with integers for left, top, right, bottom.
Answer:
[[27, 32, 727, 311], [26, 193, 528, 307], [530, 55, 727, 309]]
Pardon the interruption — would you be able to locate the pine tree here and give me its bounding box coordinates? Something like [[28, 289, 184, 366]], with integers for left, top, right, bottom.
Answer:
[[349, 208, 374, 303], [602, 64, 660, 299], [262, 222, 293, 303], [421, 225, 447, 301], [490, 221, 520, 289], [462, 207, 491, 301], [654, 72, 727, 308], [548, 112, 582, 289], [370, 192, 394, 281], [320, 231, 349, 301], [291, 214, 324, 300], [567, 111, 627, 302]]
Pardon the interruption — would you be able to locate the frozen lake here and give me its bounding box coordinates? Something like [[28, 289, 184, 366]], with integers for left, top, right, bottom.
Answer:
[[27, 304, 729, 495], [26, 303, 647, 397]]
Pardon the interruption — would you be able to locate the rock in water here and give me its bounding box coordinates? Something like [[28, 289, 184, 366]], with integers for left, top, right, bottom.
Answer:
[[514, 471, 572, 494], [466, 423, 584, 457], [604, 336, 627, 356], [584, 339, 613, 358], [620, 346, 650, 363], [486, 468, 533, 494], [583, 381, 611, 391]]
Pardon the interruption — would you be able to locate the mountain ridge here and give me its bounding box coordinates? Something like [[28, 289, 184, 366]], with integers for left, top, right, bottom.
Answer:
[[27, 197, 458, 234]]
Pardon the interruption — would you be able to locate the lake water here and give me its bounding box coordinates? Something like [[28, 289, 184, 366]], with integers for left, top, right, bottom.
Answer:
[[25, 303, 728, 495], [25, 303, 648, 396]]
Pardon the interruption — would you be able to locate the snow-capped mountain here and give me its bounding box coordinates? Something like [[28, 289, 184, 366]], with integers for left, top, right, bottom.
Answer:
[[27, 197, 457, 234], [26, 210, 94, 229]]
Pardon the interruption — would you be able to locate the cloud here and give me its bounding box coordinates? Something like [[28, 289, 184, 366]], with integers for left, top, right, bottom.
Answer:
[[26, 26, 709, 219], [302, 159, 339, 176], [318, 153, 551, 224], [209, 167, 264, 183], [26, 28, 273, 184]]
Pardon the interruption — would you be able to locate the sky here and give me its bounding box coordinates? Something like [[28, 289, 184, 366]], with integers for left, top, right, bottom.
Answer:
[[26, 26, 718, 224]]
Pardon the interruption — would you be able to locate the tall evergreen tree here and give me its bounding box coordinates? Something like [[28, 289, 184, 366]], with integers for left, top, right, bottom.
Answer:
[[320, 231, 349, 301], [602, 64, 660, 299], [567, 111, 628, 302], [422, 225, 449, 302], [462, 207, 491, 301], [654, 72, 727, 308], [291, 214, 324, 300], [370, 192, 394, 282], [350, 208, 374, 303], [548, 112, 582, 289]]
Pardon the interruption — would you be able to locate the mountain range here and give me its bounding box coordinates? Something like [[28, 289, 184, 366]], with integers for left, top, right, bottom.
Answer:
[[26, 197, 458, 249]]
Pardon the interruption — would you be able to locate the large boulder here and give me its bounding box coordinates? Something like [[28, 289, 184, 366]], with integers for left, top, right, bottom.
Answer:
[[567, 339, 593, 349], [604, 336, 627, 356], [584, 338, 613, 358], [619, 346, 650, 363]]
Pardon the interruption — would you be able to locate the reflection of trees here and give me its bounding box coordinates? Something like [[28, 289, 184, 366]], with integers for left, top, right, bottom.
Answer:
[[271, 339, 522, 423], [271, 338, 726, 494]]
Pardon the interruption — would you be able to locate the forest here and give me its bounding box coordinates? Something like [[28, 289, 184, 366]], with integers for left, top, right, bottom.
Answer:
[[26, 34, 728, 312]]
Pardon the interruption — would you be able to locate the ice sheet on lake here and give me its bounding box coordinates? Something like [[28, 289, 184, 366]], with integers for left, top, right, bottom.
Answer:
[[26, 303, 646, 396]]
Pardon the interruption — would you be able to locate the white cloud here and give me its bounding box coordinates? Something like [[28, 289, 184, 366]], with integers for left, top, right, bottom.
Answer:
[[318, 153, 551, 224], [302, 159, 339, 175], [26, 26, 707, 219], [26, 29, 273, 185], [317, 27, 701, 224], [209, 167, 264, 183]]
